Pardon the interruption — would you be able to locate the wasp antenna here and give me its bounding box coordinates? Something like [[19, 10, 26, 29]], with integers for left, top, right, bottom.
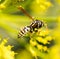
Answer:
[[18, 6, 34, 21]]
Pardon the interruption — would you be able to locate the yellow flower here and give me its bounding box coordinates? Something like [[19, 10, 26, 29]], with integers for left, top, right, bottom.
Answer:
[[36, 36, 52, 44], [42, 39, 49, 44], [30, 39, 37, 46], [30, 0, 52, 13], [37, 45, 43, 51], [43, 46, 48, 51], [36, 37, 43, 43], [38, 29, 50, 37], [45, 36, 53, 42], [0, 38, 15, 59]]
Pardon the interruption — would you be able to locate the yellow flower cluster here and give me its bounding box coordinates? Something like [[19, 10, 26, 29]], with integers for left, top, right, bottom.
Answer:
[[0, 38, 15, 59], [30, 0, 53, 13], [30, 28, 54, 52]]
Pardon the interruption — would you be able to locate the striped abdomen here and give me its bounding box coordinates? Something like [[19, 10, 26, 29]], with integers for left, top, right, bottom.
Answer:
[[18, 26, 30, 38]]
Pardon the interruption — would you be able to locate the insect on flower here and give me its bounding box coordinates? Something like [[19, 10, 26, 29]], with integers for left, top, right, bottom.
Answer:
[[18, 6, 47, 38]]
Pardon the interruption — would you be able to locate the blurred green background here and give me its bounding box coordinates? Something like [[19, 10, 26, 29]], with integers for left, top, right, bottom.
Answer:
[[0, 0, 60, 59]]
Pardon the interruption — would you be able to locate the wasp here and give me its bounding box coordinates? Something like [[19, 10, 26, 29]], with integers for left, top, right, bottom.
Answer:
[[18, 6, 46, 38]]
